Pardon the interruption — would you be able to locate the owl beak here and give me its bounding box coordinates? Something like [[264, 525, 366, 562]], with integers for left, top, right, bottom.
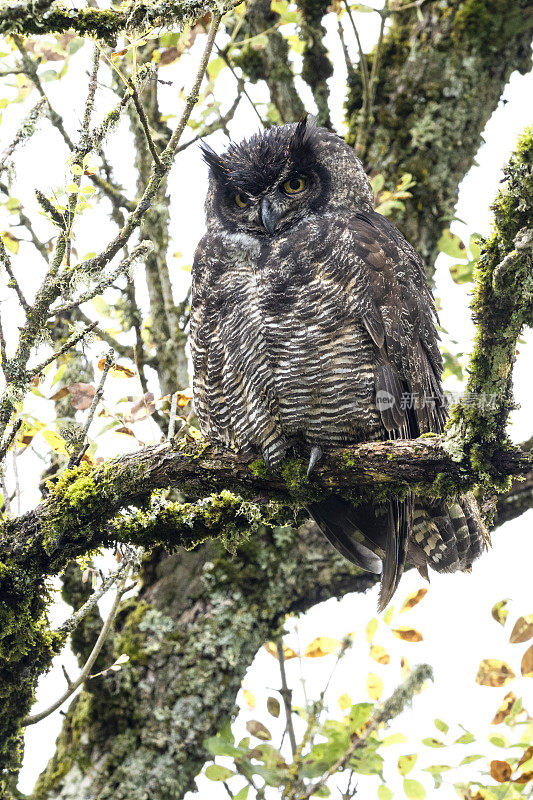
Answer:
[[260, 198, 278, 235]]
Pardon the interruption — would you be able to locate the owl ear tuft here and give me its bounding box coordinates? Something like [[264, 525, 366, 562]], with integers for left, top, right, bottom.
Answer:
[[289, 114, 316, 156], [199, 141, 226, 180]]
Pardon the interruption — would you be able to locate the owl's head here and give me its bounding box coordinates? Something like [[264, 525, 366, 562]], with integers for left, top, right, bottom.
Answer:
[[201, 117, 373, 236]]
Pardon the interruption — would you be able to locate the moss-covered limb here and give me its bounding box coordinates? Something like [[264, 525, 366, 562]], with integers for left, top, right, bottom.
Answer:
[[345, 0, 533, 268], [445, 127, 533, 479], [297, 0, 333, 128], [0, 0, 226, 42], [233, 0, 305, 124], [32, 520, 374, 800]]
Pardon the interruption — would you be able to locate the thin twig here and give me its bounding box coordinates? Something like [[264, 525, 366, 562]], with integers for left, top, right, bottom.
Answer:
[[0, 237, 31, 314], [128, 80, 164, 171], [67, 349, 114, 469], [51, 241, 153, 315], [23, 567, 131, 726], [277, 640, 298, 757], [342, 1, 371, 156], [11, 446, 20, 515], [0, 418, 22, 464], [58, 558, 130, 636], [216, 45, 265, 126], [168, 392, 178, 439], [0, 310, 7, 373], [72, 307, 134, 359], [29, 322, 98, 377]]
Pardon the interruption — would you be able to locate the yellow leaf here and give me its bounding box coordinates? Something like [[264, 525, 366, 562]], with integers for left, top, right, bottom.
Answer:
[[370, 644, 390, 664], [304, 636, 340, 658], [98, 357, 135, 378], [383, 606, 394, 625], [263, 642, 299, 660], [42, 429, 69, 457], [366, 672, 384, 700], [392, 627, 423, 643], [175, 388, 193, 407], [476, 659, 515, 687], [1, 230, 20, 254], [366, 618, 378, 643], [401, 656, 410, 679], [338, 693, 351, 710], [400, 588, 427, 613], [510, 615, 533, 644], [243, 689, 256, 709], [491, 599, 509, 626], [521, 644, 533, 677]]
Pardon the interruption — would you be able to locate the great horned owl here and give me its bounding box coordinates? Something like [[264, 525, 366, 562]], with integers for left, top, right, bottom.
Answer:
[[190, 118, 488, 608]]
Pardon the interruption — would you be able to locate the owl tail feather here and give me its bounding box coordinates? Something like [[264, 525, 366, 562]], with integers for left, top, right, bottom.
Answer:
[[307, 495, 413, 610]]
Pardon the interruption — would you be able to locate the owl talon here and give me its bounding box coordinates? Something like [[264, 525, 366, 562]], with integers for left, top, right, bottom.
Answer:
[[307, 446, 323, 476]]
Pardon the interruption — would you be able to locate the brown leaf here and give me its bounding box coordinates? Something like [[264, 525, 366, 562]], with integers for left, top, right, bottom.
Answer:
[[115, 426, 135, 437], [263, 642, 298, 660], [400, 588, 427, 613], [246, 720, 271, 741], [159, 47, 179, 65], [514, 770, 533, 785], [49, 387, 70, 401], [392, 627, 423, 643], [518, 746, 533, 769], [267, 696, 280, 717], [98, 357, 135, 378], [510, 615, 533, 644], [68, 382, 96, 410], [491, 691, 517, 724], [401, 656, 410, 679], [124, 393, 156, 423], [491, 599, 509, 626], [476, 659, 515, 687], [370, 644, 390, 664], [520, 643, 533, 677], [304, 636, 341, 657], [490, 760, 512, 783]]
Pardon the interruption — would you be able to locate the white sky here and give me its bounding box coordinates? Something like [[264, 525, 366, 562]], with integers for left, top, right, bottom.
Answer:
[[0, 8, 531, 797]]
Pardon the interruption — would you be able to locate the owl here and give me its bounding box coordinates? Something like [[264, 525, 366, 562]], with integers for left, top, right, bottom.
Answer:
[[190, 118, 488, 609]]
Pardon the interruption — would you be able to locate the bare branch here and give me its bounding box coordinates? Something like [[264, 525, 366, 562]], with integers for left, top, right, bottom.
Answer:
[[0, 237, 31, 314], [67, 349, 114, 469], [57, 558, 131, 637], [23, 566, 131, 726], [29, 322, 98, 377]]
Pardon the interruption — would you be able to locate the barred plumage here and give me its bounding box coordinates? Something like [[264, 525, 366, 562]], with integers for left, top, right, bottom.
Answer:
[[191, 118, 489, 608]]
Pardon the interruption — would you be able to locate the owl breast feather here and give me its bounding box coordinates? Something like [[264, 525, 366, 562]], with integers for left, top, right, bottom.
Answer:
[[191, 213, 385, 467]]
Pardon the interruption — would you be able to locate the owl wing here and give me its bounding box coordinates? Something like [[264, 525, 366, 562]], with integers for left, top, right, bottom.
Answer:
[[346, 209, 447, 438], [310, 210, 446, 609]]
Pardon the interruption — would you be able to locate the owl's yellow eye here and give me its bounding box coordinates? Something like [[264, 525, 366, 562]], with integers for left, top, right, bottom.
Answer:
[[282, 176, 306, 195], [235, 192, 248, 208]]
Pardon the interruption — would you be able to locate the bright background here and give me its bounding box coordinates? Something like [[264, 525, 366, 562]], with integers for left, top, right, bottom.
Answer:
[[0, 6, 531, 797]]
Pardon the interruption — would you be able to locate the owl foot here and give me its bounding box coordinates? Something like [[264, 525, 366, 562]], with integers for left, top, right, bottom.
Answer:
[[307, 445, 323, 476]]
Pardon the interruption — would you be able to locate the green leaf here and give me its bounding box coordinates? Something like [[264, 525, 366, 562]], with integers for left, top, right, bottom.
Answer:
[[81, 185, 96, 195], [449, 260, 475, 284], [403, 778, 425, 799], [378, 787, 393, 800], [371, 174, 385, 194], [203, 736, 237, 757], [382, 733, 408, 747], [349, 703, 373, 729], [434, 719, 449, 734], [488, 734, 510, 748], [66, 182, 79, 193], [454, 732, 475, 745], [235, 787, 249, 800], [51, 363, 67, 386], [349, 3, 375, 11], [205, 764, 235, 781], [398, 754, 417, 775], [311, 786, 330, 798], [70, 164, 83, 175], [438, 229, 467, 259], [207, 56, 226, 81], [469, 233, 482, 260], [423, 765, 452, 773], [422, 738, 445, 748], [459, 754, 483, 765]]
